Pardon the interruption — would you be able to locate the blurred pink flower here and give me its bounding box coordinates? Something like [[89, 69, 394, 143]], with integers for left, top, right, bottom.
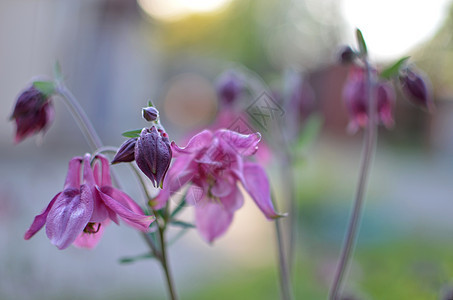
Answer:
[[24, 154, 154, 249], [343, 67, 395, 133], [154, 129, 284, 243]]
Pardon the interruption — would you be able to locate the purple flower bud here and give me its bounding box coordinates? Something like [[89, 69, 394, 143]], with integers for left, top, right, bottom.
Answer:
[[135, 126, 172, 188], [142, 106, 159, 122], [339, 46, 356, 64], [10, 86, 54, 143], [216, 71, 243, 105], [399, 68, 434, 112], [111, 138, 137, 164]]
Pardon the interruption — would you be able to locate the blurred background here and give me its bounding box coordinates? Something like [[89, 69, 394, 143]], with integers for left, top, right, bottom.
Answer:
[[1, 0, 453, 299]]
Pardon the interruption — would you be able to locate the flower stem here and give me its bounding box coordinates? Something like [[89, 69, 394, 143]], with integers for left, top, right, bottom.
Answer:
[[275, 217, 293, 300], [55, 82, 103, 151], [329, 60, 377, 299], [158, 226, 178, 300]]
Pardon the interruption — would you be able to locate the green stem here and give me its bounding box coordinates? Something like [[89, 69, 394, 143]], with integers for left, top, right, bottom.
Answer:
[[275, 218, 293, 300], [329, 59, 377, 299], [158, 226, 178, 300], [55, 82, 103, 151]]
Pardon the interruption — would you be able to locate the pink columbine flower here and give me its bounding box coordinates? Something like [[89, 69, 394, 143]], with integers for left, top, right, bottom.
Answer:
[[24, 154, 154, 249], [10, 86, 55, 143], [343, 67, 395, 133], [153, 129, 284, 243]]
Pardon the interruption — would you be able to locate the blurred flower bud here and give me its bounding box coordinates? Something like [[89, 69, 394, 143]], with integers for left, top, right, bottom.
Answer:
[[339, 46, 356, 64], [216, 71, 243, 105], [10, 86, 55, 143], [135, 126, 172, 188], [343, 68, 395, 133], [111, 137, 137, 164], [142, 106, 159, 122], [399, 68, 434, 112]]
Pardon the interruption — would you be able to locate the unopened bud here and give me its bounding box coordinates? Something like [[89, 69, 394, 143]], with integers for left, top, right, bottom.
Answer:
[[10, 86, 54, 143], [142, 106, 159, 122], [135, 126, 172, 188], [111, 138, 137, 164], [339, 46, 356, 64], [217, 71, 243, 105], [399, 68, 434, 112]]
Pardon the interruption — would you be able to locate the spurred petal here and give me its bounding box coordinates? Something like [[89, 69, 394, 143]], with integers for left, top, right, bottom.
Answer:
[[45, 185, 94, 249], [100, 186, 144, 215], [82, 154, 96, 188], [241, 162, 285, 219], [171, 130, 213, 157], [24, 192, 61, 240], [96, 154, 113, 187], [96, 187, 154, 232], [195, 200, 234, 243], [63, 157, 82, 189], [73, 221, 108, 249], [215, 129, 261, 156]]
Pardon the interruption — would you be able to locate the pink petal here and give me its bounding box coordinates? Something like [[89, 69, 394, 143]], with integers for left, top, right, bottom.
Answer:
[[195, 200, 234, 243], [215, 129, 261, 156], [82, 154, 96, 187], [63, 157, 82, 189], [185, 184, 206, 206], [96, 154, 113, 187], [220, 183, 244, 212], [73, 221, 108, 249], [171, 130, 213, 157], [45, 185, 94, 250], [96, 187, 154, 232], [210, 176, 233, 198], [241, 162, 285, 219], [100, 186, 144, 215], [24, 192, 61, 240]]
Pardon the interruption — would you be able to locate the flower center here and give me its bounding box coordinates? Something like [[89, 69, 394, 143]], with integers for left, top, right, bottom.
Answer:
[[83, 222, 101, 234]]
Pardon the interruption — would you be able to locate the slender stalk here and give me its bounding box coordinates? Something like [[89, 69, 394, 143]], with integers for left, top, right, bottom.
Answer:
[[329, 60, 377, 299], [55, 82, 103, 151], [158, 226, 178, 300], [275, 217, 293, 300]]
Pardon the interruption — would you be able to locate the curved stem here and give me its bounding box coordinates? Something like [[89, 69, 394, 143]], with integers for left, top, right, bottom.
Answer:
[[158, 226, 178, 300], [329, 60, 377, 300], [55, 82, 103, 151]]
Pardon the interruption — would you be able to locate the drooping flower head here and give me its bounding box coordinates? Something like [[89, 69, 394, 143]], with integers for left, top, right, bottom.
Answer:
[[216, 71, 243, 106], [10, 86, 55, 143], [343, 67, 395, 133], [399, 67, 434, 112], [24, 154, 154, 249], [153, 129, 284, 243]]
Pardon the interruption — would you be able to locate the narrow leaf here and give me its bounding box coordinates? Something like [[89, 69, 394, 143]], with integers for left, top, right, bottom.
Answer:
[[119, 252, 155, 264], [33, 81, 56, 97], [380, 56, 410, 79], [171, 198, 186, 218], [122, 129, 142, 138], [168, 228, 190, 246], [356, 29, 367, 56], [170, 220, 195, 228]]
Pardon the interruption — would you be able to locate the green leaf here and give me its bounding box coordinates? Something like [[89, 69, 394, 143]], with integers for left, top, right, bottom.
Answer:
[[380, 56, 410, 79], [293, 114, 323, 149], [33, 81, 56, 97], [356, 29, 368, 56], [53, 61, 63, 81], [171, 198, 186, 218], [168, 228, 190, 246], [119, 252, 155, 264], [170, 220, 195, 228], [147, 100, 153, 107], [122, 129, 142, 138]]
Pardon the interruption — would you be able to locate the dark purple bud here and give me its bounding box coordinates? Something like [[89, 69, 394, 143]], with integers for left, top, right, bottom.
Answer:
[[142, 106, 159, 122], [339, 46, 356, 64], [111, 138, 137, 164], [399, 68, 434, 112], [135, 126, 172, 188], [10, 86, 54, 143], [217, 71, 243, 105]]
